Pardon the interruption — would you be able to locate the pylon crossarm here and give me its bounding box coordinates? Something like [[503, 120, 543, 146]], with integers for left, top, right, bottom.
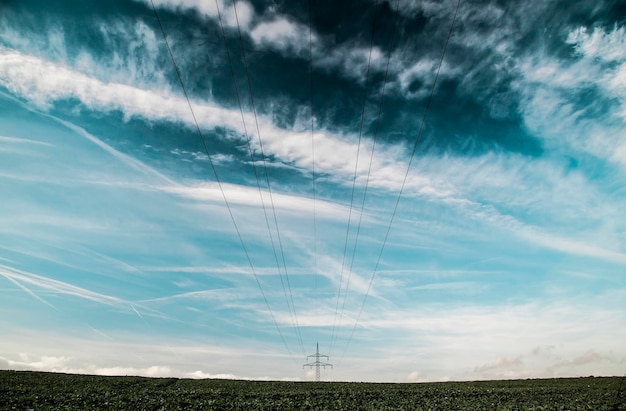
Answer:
[[307, 356, 329, 360]]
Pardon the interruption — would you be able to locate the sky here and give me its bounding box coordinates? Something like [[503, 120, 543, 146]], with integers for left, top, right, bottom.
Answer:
[[1, 0, 625, 382]]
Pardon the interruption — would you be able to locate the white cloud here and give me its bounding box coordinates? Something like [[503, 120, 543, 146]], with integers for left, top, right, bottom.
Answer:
[[1, 267, 625, 381], [53, 116, 177, 186], [0, 263, 126, 308], [0, 47, 441, 197], [145, 0, 254, 29], [521, 228, 626, 265], [0, 135, 51, 146], [2, 48, 240, 135], [162, 181, 349, 219], [2, 47, 624, 269], [92, 20, 167, 87], [343, 299, 626, 380], [250, 17, 314, 56], [567, 26, 626, 62], [567, 26, 626, 125], [0, 135, 52, 156], [0, 356, 301, 381], [0, 329, 304, 380], [0, 355, 279, 380], [0, 14, 170, 91], [144, 0, 390, 88], [518, 26, 626, 169], [223, 1, 254, 29]]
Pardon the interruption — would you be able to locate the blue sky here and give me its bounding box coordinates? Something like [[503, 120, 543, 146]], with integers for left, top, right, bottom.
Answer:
[[1, 0, 625, 382]]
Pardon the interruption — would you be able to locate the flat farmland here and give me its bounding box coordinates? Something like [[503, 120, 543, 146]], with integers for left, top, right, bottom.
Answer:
[[1, 370, 624, 410]]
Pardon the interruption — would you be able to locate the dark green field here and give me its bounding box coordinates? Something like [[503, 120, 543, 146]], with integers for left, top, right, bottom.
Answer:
[[1, 370, 624, 410]]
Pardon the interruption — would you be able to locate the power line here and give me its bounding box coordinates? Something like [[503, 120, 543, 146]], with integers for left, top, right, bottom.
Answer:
[[231, 0, 305, 356], [150, 0, 299, 364], [307, 0, 319, 332], [337, 0, 462, 364], [333, 0, 401, 358], [214, 0, 305, 358], [329, 0, 382, 357]]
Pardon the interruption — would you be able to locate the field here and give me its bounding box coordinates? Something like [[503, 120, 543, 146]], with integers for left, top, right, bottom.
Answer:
[[1, 370, 625, 410]]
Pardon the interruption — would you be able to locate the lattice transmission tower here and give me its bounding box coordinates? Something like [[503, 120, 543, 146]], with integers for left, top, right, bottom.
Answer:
[[303, 342, 333, 381]]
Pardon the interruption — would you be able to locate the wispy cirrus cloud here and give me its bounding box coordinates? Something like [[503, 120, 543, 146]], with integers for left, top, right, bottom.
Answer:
[[0, 264, 126, 308], [0, 135, 51, 146], [0, 47, 429, 196], [518, 25, 626, 168], [568, 26, 626, 62], [2, 47, 625, 270]]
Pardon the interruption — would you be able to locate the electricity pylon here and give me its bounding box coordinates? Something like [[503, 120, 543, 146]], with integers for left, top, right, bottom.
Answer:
[[303, 342, 332, 381]]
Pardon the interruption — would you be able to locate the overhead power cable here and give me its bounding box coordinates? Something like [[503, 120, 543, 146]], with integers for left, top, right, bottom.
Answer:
[[231, 0, 305, 356], [307, 0, 319, 333], [337, 0, 462, 364], [215, 0, 305, 357], [150, 0, 299, 364], [329, 0, 382, 357], [332, 0, 400, 357]]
